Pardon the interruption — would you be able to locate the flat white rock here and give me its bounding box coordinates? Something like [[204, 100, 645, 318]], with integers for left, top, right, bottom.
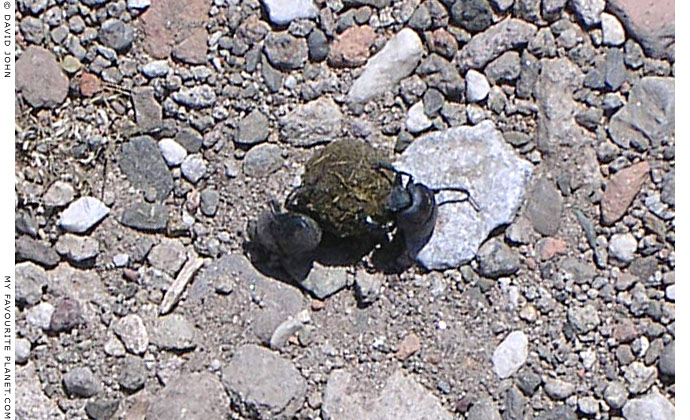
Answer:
[[492, 331, 528, 379], [58, 197, 109, 233], [261, 0, 319, 25]]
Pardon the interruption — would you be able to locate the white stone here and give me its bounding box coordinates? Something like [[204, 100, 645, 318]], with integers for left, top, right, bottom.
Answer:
[[181, 154, 207, 184], [348, 29, 424, 104], [622, 389, 675, 420], [609, 233, 637, 263], [112, 314, 149, 355], [43, 181, 75, 207], [492, 331, 528, 379], [466, 70, 490, 102], [142, 60, 170, 78], [159, 139, 187, 166], [405, 102, 432, 134], [16, 338, 31, 364], [601, 13, 626, 46], [26, 302, 55, 330], [127, 0, 151, 9], [58, 197, 109, 233], [261, 0, 319, 25]]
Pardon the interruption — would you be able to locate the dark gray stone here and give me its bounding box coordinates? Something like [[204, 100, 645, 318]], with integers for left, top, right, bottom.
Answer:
[[605, 48, 627, 91], [516, 369, 542, 396], [200, 189, 220, 217], [175, 127, 203, 153], [16, 236, 60, 268], [485, 51, 521, 84], [85, 399, 119, 420], [50, 297, 83, 332], [132, 87, 162, 133], [63, 367, 100, 398], [459, 19, 537, 70], [417, 54, 464, 101], [120, 201, 169, 232], [118, 356, 146, 392], [451, 0, 492, 33], [15, 262, 47, 307], [237, 109, 269, 145], [242, 144, 284, 178], [261, 54, 283, 93], [658, 341, 674, 377], [477, 238, 519, 278], [119, 136, 173, 201], [146, 373, 229, 420], [503, 387, 526, 420], [467, 398, 501, 420], [263, 32, 308, 70], [307, 28, 328, 62], [20, 16, 44, 44], [527, 178, 563, 236], [534, 406, 577, 420], [423, 88, 444, 117], [98, 19, 133, 52]]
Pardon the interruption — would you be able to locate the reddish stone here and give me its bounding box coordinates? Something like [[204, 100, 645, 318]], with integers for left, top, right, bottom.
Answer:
[[395, 332, 421, 360], [426, 28, 458, 59], [172, 28, 208, 65], [612, 318, 638, 343], [311, 299, 325, 311], [601, 162, 649, 225], [79, 73, 102, 97], [16, 46, 69, 109], [608, 0, 674, 60], [141, 0, 209, 59], [536, 237, 567, 261], [327, 25, 376, 68]]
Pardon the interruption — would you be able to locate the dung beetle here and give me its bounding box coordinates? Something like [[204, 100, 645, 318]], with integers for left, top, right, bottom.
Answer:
[[376, 162, 480, 258], [248, 199, 322, 259]]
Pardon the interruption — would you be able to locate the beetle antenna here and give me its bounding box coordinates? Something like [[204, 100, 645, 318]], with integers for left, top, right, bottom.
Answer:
[[433, 187, 481, 212]]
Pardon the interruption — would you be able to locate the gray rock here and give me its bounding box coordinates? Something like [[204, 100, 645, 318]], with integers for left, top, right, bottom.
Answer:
[[322, 369, 453, 420], [200, 189, 220, 217], [354, 272, 382, 305], [263, 32, 308, 70], [534, 58, 587, 152], [405, 102, 432, 134], [63, 367, 100, 398], [142, 60, 170, 78], [15, 209, 39, 238], [158, 139, 187, 166], [151, 314, 198, 351], [222, 344, 306, 419], [307, 28, 329, 62], [604, 381, 628, 409], [85, 399, 119, 420], [132, 87, 162, 133], [527, 178, 563, 236], [172, 85, 217, 109], [416, 54, 463, 100], [396, 121, 533, 269], [567, 304, 600, 334], [492, 331, 528, 379], [280, 97, 342, 147], [237, 109, 270, 145], [119, 135, 173, 200], [661, 170, 674, 206], [489, 0, 515, 12], [50, 297, 83, 332], [20, 16, 44, 44], [243, 143, 283, 177], [147, 373, 229, 420], [544, 378, 576, 400], [578, 396, 600, 416], [298, 263, 349, 299], [622, 389, 674, 420], [147, 239, 187, 276], [422, 88, 444, 117], [609, 77, 674, 149], [450, 0, 492, 33], [485, 51, 521, 84], [465, 69, 490, 102], [570, 0, 605, 26], [534, 406, 577, 420], [408, 3, 431, 31], [459, 19, 537, 70], [43, 181, 75, 207], [15, 262, 46, 307], [175, 127, 203, 153], [58, 197, 109, 234], [658, 341, 674, 377], [467, 398, 501, 420], [261, 54, 283, 93], [605, 48, 627, 91], [517, 51, 540, 99], [17, 363, 65, 419], [55, 234, 100, 264], [624, 361, 656, 394], [477, 238, 520, 278], [16, 236, 60, 268], [516, 369, 542, 396], [504, 387, 526, 420], [15, 46, 69, 108], [16, 338, 31, 364], [542, 0, 567, 20], [348, 28, 424, 103], [112, 314, 149, 355], [180, 154, 207, 184], [609, 233, 637, 263], [98, 19, 133, 52], [261, 0, 318, 25], [118, 356, 146, 392], [120, 201, 169, 232]]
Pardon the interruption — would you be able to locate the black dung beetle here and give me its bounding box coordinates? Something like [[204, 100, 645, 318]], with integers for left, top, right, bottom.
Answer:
[[376, 162, 480, 258], [249, 199, 322, 259]]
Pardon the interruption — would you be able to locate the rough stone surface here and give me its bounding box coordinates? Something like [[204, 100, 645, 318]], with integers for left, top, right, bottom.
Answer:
[[348, 28, 424, 103], [570, 0, 605, 27], [147, 372, 230, 420], [15, 262, 47, 307], [16, 236, 60, 268], [608, 77, 674, 149], [261, 0, 318, 25], [140, 0, 209, 59], [243, 143, 284, 178], [264, 32, 308, 70], [172, 85, 217, 109], [17, 363, 65, 419], [466, 69, 490, 102], [222, 344, 306, 420], [602, 13, 626, 46], [16, 46, 69, 109], [112, 314, 149, 355], [132, 86, 162, 133], [120, 201, 169, 232], [328, 25, 376, 68], [63, 367, 100, 398], [98, 19, 134, 52], [601, 162, 649, 225], [280, 97, 343, 147], [467, 398, 501, 420], [43, 181, 75, 207], [58, 197, 109, 234], [151, 314, 198, 351], [396, 121, 533, 269], [459, 19, 537, 70], [527, 178, 563, 236], [237, 109, 270, 145], [298, 264, 349, 299], [608, 0, 674, 60], [477, 238, 520, 278], [55, 233, 100, 264], [622, 389, 675, 420], [492, 331, 529, 379], [119, 136, 174, 201], [159, 139, 187, 166], [181, 154, 207, 184]]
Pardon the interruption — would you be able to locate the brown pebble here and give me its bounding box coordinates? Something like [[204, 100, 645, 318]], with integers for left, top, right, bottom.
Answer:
[[123, 268, 139, 282], [80, 73, 103, 97], [327, 25, 376, 68], [395, 332, 421, 360], [311, 299, 325, 311], [536, 237, 567, 261], [601, 161, 649, 225]]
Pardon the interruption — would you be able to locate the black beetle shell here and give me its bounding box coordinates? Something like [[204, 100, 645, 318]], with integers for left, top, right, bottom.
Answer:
[[395, 183, 438, 256]]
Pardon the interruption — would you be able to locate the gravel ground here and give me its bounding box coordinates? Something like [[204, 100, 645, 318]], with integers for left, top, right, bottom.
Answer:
[[15, 0, 674, 419]]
